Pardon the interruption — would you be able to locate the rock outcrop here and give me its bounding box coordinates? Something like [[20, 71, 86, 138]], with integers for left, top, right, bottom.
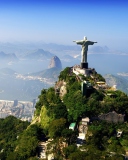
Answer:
[[48, 56, 62, 69], [98, 111, 125, 123], [55, 80, 67, 98]]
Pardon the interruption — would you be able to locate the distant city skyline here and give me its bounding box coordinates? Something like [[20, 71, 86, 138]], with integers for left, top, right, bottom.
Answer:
[[0, 0, 128, 51]]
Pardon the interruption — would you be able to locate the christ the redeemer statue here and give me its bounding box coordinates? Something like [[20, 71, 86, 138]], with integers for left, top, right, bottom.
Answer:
[[73, 36, 97, 69]]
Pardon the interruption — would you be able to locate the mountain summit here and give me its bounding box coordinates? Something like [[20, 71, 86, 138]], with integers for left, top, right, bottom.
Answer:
[[48, 56, 62, 69], [24, 49, 54, 60], [0, 51, 18, 62]]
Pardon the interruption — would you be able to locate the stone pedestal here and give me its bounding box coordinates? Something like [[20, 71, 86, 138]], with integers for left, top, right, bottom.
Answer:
[[81, 62, 88, 69]]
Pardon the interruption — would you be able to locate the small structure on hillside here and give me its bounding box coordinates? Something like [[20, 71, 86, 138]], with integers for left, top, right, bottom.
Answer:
[[77, 133, 86, 147], [69, 122, 76, 130], [117, 130, 123, 138], [79, 117, 90, 133], [79, 124, 88, 133], [77, 117, 89, 147], [106, 93, 117, 98], [38, 142, 47, 159], [37, 140, 54, 160], [81, 117, 90, 125], [109, 85, 117, 91], [96, 81, 105, 85], [81, 81, 92, 96], [73, 65, 96, 77], [96, 81, 108, 89]]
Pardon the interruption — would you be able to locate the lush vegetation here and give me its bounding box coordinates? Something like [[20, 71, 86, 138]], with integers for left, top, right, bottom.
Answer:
[[0, 116, 45, 160], [0, 116, 29, 159], [1, 67, 128, 159], [34, 67, 128, 159], [7, 124, 44, 160]]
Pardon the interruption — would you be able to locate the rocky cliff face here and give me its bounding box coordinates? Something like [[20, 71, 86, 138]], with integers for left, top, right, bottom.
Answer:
[[55, 80, 67, 98], [98, 111, 125, 123], [48, 56, 62, 69]]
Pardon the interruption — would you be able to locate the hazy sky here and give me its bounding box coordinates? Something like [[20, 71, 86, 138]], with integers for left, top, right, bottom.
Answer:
[[0, 0, 128, 50]]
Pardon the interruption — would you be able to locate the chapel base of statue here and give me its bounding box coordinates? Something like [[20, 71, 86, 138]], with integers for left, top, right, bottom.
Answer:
[[81, 62, 88, 69], [73, 65, 96, 77]]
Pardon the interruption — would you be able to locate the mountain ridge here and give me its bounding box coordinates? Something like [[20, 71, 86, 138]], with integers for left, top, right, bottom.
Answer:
[[0, 66, 128, 159], [23, 49, 55, 60], [0, 51, 18, 62], [104, 74, 128, 94]]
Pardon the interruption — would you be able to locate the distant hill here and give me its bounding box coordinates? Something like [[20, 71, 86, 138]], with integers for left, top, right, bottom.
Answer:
[[0, 68, 17, 76], [30, 56, 62, 80], [0, 51, 18, 62], [48, 56, 62, 69], [31, 67, 61, 80], [61, 54, 75, 62], [24, 49, 55, 60], [104, 74, 128, 94], [89, 46, 109, 53]]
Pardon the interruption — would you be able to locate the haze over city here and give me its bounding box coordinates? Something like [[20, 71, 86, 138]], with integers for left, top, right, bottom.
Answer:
[[0, 0, 128, 51]]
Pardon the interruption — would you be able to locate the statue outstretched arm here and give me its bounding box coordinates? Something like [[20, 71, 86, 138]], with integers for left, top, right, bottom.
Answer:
[[86, 41, 97, 45], [87, 40, 97, 43], [73, 40, 84, 45]]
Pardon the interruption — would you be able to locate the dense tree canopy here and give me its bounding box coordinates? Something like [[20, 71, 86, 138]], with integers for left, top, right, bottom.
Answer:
[[34, 68, 128, 159], [1, 67, 128, 159], [0, 116, 30, 160]]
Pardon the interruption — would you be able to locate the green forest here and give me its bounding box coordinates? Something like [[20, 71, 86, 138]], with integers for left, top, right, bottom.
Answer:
[[0, 67, 128, 160]]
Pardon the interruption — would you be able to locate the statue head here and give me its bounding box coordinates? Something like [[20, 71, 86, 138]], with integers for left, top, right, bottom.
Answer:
[[84, 36, 87, 40]]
